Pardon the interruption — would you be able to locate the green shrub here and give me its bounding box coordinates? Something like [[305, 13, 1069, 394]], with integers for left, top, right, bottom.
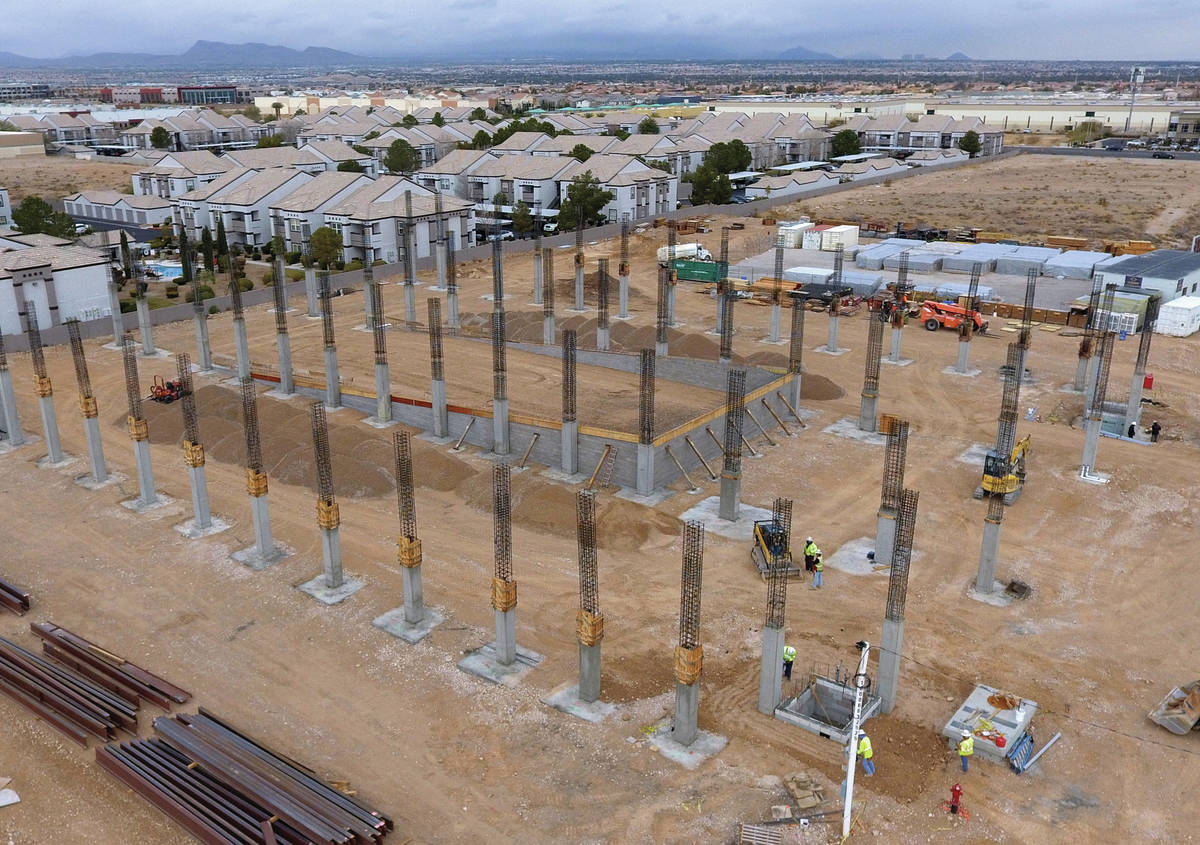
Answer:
[[208, 305, 220, 315], [333, 259, 346, 270], [165, 284, 179, 298], [286, 250, 302, 264], [285, 268, 304, 282], [119, 299, 136, 313], [185, 284, 216, 303], [261, 268, 276, 286], [344, 259, 363, 272], [251, 250, 262, 261], [146, 297, 171, 309], [371, 258, 386, 266], [238, 278, 254, 292]]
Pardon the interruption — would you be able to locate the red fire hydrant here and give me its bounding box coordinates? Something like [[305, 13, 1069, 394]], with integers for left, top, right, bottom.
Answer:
[[949, 783, 963, 815]]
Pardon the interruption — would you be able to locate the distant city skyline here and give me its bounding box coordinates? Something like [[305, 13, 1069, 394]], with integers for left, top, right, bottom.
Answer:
[[4, 0, 1199, 62]]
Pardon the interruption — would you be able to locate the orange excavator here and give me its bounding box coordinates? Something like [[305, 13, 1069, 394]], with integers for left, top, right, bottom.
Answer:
[[149, 375, 187, 404], [920, 300, 989, 334]]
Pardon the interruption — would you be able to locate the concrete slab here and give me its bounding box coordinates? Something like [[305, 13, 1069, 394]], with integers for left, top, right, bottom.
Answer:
[[614, 487, 674, 507], [0, 434, 39, 455], [296, 573, 365, 605], [812, 345, 850, 356], [74, 471, 123, 491], [956, 443, 991, 466], [944, 366, 982, 378], [645, 718, 727, 770], [968, 581, 1017, 607], [372, 606, 446, 644], [35, 454, 77, 470], [119, 494, 175, 515], [540, 468, 589, 484], [138, 349, 172, 360], [757, 338, 789, 346], [416, 433, 457, 446], [880, 357, 914, 367], [231, 542, 291, 571], [480, 293, 514, 303], [457, 642, 544, 687], [678, 496, 771, 541], [824, 536, 882, 576], [174, 515, 233, 539], [363, 416, 400, 429], [942, 684, 1037, 762], [542, 683, 618, 723], [264, 389, 300, 401], [1078, 470, 1111, 485], [822, 417, 886, 446]]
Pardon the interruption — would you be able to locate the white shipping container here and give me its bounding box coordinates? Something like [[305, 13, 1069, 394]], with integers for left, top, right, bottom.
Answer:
[[775, 221, 814, 248], [802, 228, 826, 250], [1155, 295, 1200, 337], [820, 224, 860, 251]]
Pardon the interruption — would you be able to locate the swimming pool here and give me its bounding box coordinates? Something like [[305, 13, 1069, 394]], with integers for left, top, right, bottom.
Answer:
[[145, 262, 183, 280]]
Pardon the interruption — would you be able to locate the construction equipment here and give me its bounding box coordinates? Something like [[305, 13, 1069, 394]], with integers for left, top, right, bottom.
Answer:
[[975, 434, 1031, 504], [1149, 680, 1200, 735], [751, 516, 801, 577], [920, 300, 989, 333], [148, 375, 187, 404]]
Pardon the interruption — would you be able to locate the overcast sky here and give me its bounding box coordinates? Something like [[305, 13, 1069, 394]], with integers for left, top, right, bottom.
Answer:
[[4, 0, 1198, 60]]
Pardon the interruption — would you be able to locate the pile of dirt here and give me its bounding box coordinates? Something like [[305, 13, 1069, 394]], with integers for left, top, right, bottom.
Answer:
[[799, 374, 844, 401], [853, 715, 950, 804]]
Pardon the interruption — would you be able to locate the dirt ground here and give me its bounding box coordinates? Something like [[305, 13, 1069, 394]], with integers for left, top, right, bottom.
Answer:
[[1, 211, 1199, 845], [0, 156, 141, 204], [775, 153, 1200, 247]]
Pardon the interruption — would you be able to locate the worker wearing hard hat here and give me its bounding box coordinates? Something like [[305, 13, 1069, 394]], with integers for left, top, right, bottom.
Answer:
[[783, 645, 796, 680], [958, 730, 974, 772], [857, 730, 875, 776], [803, 537, 819, 574], [811, 550, 824, 590]]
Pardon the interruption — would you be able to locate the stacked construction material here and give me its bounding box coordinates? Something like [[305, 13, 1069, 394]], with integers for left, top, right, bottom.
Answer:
[[942, 243, 1019, 273], [995, 246, 1062, 276], [100, 709, 394, 845], [1041, 250, 1111, 280], [0, 636, 139, 746], [0, 577, 30, 615]]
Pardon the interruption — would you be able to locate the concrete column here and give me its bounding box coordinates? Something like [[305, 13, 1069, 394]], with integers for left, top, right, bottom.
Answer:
[[596, 326, 610, 352], [827, 316, 841, 353], [1081, 417, 1102, 475], [877, 617, 905, 714], [436, 242, 447, 290], [493, 397, 510, 455], [275, 332, 294, 394], [135, 298, 156, 356], [321, 526, 343, 588], [447, 289, 460, 329], [875, 508, 897, 567], [579, 641, 602, 703], [636, 443, 654, 496], [304, 268, 319, 317], [976, 512, 1002, 593], [574, 263, 585, 311], [37, 395, 64, 463], [667, 282, 678, 326], [402, 564, 425, 625], [132, 438, 157, 507], [618, 272, 630, 319], [404, 283, 416, 326], [431, 378, 448, 438], [768, 302, 781, 343], [193, 313, 213, 371], [542, 314, 555, 346], [250, 494, 275, 561], [0, 370, 25, 445], [375, 362, 391, 422], [232, 317, 250, 381], [532, 257, 543, 305], [363, 283, 373, 329], [83, 416, 108, 483], [324, 346, 341, 409], [673, 681, 699, 747], [561, 419, 578, 475], [1125, 370, 1145, 428], [186, 464, 212, 530], [1073, 355, 1089, 392], [715, 293, 725, 336], [109, 285, 124, 346], [859, 392, 878, 433], [494, 607, 517, 666], [656, 338, 668, 357], [956, 340, 970, 374], [757, 625, 785, 715], [1083, 354, 1100, 409], [788, 372, 802, 414], [719, 470, 741, 521], [889, 327, 903, 363]]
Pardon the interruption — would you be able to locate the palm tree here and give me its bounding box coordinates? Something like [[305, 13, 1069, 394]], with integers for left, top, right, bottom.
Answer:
[[271, 102, 284, 119]]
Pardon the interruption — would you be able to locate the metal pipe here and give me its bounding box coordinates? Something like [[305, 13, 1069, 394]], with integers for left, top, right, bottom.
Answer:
[[776, 391, 807, 427], [761, 398, 792, 436], [586, 444, 613, 491], [739, 431, 759, 457], [684, 435, 717, 480], [1023, 731, 1063, 770], [452, 417, 475, 451], [705, 426, 723, 452], [664, 445, 698, 491], [518, 432, 539, 468], [744, 406, 775, 446]]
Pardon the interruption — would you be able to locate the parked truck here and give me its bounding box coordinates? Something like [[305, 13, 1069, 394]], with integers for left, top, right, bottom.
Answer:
[[671, 258, 724, 283], [657, 243, 712, 264]]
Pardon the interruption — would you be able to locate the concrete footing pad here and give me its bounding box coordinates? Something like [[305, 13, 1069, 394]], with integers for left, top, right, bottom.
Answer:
[[231, 543, 291, 571], [174, 516, 232, 539], [540, 468, 588, 484], [35, 454, 77, 470], [881, 357, 914, 367], [264, 389, 299, 401], [542, 683, 617, 723], [119, 494, 174, 515], [824, 536, 887, 576], [614, 487, 673, 507], [416, 433, 457, 446], [297, 573, 365, 605], [0, 434, 38, 455], [968, 581, 1017, 607], [644, 719, 727, 770], [363, 416, 400, 429], [372, 607, 446, 644], [75, 472, 123, 490], [1078, 470, 1111, 485], [678, 496, 771, 541], [944, 366, 982, 378], [812, 345, 849, 356], [955, 443, 991, 466], [457, 643, 543, 687], [822, 417, 887, 446], [137, 349, 171, 360]]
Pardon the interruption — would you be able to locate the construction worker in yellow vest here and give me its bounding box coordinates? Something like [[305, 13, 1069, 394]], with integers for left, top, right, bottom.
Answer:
[[958, 730, 974, 772], [857, 730, 875, 776], [812, 550, 824, 590], [783, 645, 796, 680], [803, 537, 819, 573]]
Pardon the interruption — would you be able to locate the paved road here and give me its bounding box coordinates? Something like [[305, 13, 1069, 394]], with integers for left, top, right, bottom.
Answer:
[[1012, 145, 1200, 161]]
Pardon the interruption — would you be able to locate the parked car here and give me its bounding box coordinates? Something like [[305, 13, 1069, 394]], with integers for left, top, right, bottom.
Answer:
[[487, 231, 515, 242], [1152, 152, 1176, 159], [543, 222, 558, 234]]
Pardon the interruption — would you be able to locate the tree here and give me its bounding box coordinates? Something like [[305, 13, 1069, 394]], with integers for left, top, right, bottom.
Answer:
[[402, 114, 418, 128], [613, 128, 630, 140], [569, 143, 594, 162], [831, 128, 862, 157], [179, 228, 193, 285], [383, 138, 419, 173], [0, 119, 17, 131], [216, 218, 230, 272], [242, 104, 261, 121], [293, 108, 305, 116], [431, 111, 445, 127], [149, 126, 171, 149], [363, 130, 381, 141], [511, 201, 533, 236], [337, 160, 365, 172], [557, 172, 615, 230], [689, 165, 733, 205], [309, 226, 342, 269], [119, 230, 133, 277], [271, 101, 283, 119], [492, 191, 508, 207], [957, 130, 982, 158], [471, 129, 492, 149], [706, 140, 752, 174], [12, 195, 54, 233], [469, 107, 487, 122], [638, 116, 660, 135], [256, 134, 284, 148], [200, 226, 215, 275]]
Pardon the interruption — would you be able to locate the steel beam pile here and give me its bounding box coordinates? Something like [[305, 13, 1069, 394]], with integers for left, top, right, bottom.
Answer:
[[0, 577, 30, 615], [99, 709, 394, 845]]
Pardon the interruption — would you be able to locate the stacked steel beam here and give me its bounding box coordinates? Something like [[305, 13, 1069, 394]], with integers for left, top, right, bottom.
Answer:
[[0, 577, 30, 615], [99, 709, 394, 845]]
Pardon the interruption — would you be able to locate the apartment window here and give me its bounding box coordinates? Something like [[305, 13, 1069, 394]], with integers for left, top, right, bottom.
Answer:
[[290, 220, 302, 233], [327, 221, 342, 233], [1085, 111, 1095, 117], [185, 180, 195, 191]]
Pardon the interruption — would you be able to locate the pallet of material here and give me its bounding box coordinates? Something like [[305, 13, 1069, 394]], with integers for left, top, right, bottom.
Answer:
[[0, 577, 31, 615], [100, 709, 395, 845]]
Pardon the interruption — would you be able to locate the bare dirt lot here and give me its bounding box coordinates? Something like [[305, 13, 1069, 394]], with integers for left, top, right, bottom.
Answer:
[[776, 153, 1200, 247], [0, 156, 141, 204], [1, 208, 1199, 844]]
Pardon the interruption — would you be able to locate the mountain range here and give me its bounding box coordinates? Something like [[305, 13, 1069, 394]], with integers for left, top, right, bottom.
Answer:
[[0, 40, 367, 69]]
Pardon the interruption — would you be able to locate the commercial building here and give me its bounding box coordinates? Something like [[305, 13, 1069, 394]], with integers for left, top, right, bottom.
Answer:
[[63, 190, 174, 228], [1093, 250, 1200, 305], [1166, 110, 1200, 144], [0, 244, 113, 334], [177, 86, 243, 106], [0, 131, 44, 158]]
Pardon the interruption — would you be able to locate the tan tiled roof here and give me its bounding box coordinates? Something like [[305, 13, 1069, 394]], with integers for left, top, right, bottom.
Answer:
[[490, 131, 551, 152], [221, 147, 319, 169], [0, 245, 107, 278], [603, 134, 677, 156], [419, 149, 495, 175], [471, 154, 574, 180], [531, 135, 616, 155], [210, 168, 309, 207], [176, 167, 257, 201], [271, 171, 370, 212], [65, 189, 173, 210], [304, 140, 372, 162], [347, 193, 473, 222]]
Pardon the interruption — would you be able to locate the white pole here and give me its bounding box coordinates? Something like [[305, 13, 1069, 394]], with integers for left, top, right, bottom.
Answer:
[[842, 641, 872, 840]]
